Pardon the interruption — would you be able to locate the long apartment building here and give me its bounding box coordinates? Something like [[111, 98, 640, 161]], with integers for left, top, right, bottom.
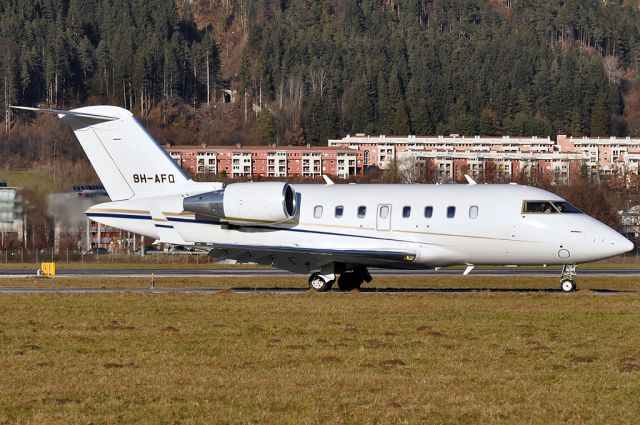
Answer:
[[166, 144, 363, 179], [163, 134, 640, 182], [328, 134, 640, 182]]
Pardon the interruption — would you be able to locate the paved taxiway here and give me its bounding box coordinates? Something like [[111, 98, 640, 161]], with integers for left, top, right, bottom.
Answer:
[[0, 287, 634, 294], [1, 267, 637, 294], [1, 267, 640, 278]]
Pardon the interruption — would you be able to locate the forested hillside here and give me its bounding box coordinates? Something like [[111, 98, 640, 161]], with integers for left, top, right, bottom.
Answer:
[[2, 0, 640, 151]]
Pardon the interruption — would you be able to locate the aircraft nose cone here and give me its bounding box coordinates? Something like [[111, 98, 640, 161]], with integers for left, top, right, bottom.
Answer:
[[619, 235, 635, 254], [609, 230, 634, 256]]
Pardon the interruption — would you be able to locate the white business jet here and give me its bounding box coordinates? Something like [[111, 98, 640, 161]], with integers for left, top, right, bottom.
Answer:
[[13, 105, 634, 292]]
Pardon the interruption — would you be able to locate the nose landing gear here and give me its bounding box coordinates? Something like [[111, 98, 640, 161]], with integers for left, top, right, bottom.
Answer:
[[560, 264, 577, 293]]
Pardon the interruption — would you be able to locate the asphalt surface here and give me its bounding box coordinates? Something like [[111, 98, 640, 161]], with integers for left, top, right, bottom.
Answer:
[[0, 267, 637, 294], [0, 286, 633, 294], [1, 267, 640, 277]]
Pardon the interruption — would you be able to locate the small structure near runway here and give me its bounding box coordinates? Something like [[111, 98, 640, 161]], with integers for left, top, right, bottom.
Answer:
[[36, 262, 56, 277]]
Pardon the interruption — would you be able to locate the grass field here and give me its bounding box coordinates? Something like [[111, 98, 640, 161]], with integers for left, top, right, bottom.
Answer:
[[0, 275, 639, 291], [0, 276, 639, 424], [0, 170, 71, 195]]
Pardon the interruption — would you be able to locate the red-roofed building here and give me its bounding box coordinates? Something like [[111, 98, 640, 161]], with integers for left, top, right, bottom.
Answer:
[[165, 144, 364, 179]]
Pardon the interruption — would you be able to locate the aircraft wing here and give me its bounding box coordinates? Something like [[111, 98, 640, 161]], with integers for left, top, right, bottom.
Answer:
[[206, 244, 417, 274]]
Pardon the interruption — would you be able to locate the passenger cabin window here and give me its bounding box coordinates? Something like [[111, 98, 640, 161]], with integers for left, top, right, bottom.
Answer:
[[469, 206, 479, 219], [357, 206, 367, 218], [447, 206, 456, 218], [313, 205, 323, 218], [335, 206, 344, 218], [402, 206, 411, 218], [522, 201, 581, 214], [379, 205, 390, 219], [424, 206, 433, 218]]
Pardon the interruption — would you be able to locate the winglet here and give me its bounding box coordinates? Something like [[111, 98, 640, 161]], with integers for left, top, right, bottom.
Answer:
[[464, 174, 477, 185], [322, 175, 334, 185], [10, 106, 118, 121], [463, 265, 475, 275]]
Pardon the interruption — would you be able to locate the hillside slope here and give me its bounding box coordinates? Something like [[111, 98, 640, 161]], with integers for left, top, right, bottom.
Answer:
[[2, 0, 640, 154]]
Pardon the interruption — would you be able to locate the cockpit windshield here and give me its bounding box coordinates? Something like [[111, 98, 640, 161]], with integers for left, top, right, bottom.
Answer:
[[522, 200, 582, 214]]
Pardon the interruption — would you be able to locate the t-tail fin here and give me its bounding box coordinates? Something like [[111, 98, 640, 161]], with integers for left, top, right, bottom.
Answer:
[[12, 105, 191, 201]]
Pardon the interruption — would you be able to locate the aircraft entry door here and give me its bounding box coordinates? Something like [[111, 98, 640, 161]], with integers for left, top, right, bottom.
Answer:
[[377, 204, 392, 231]]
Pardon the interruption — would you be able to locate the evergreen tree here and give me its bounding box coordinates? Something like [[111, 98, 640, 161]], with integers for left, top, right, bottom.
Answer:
[[590, 97, 609, 137], [479, 108, 501, 136], [258, 109, 275, 145]]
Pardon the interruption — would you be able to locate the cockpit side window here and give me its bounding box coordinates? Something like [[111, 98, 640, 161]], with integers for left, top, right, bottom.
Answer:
[[522, 200, 582, 214], [553, 201, 581, 213], [522, 201, 557, 214]]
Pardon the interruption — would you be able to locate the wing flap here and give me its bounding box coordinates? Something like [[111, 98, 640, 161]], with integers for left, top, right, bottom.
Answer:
[[206, 244, 416, 274]]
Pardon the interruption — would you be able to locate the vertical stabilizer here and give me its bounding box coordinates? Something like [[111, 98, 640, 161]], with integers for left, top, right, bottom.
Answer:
[[12, 105, 191, 201]]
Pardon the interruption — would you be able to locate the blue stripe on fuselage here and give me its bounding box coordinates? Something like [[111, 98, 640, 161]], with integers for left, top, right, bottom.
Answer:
[[85, 212, 416, 245], [87, 213, 152, 220], [154, 224, 174, 229]]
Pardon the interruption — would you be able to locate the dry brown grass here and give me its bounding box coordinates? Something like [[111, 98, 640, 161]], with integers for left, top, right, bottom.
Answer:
[[0, 275, 638, 291], [0, 277, 638, 424]]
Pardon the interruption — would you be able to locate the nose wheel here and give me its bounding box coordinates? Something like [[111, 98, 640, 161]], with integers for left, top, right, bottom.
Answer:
[[560, 265, 577, 292], [561, 279, 576, 292]]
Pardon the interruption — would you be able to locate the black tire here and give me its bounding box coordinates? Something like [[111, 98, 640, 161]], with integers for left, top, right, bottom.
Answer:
[[337, 271, 362, 291], [337, 276, 351, 291], [309, 273, 332, 292], [560, 279, 576, 293]]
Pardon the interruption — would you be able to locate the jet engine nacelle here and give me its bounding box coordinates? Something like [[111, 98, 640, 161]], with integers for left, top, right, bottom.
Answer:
[[183, 182, 297, 224]]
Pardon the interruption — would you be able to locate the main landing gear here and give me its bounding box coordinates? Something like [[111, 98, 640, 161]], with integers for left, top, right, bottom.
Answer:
[[560, 264, 577, 293], [308, 265, 372, 292], [308, 273, 334, 292]]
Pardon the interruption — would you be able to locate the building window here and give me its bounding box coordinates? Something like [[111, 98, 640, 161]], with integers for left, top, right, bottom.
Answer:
[[447, 206, 456, 218], [314, 205, 323, 218], [335, 206, 344, 218], [469, 206, 479, 219], [424, 206, 433, 218], [357, 206, 367, 218], [403, 206, 411, 218], [364, 150, 370, 165]]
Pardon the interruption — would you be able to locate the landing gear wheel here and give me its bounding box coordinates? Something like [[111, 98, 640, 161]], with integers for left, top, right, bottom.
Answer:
[[561, 279, 576, 293], [337, 271, 363, 292], [560, 265, 578, 293], [309, 273, 333, 292]]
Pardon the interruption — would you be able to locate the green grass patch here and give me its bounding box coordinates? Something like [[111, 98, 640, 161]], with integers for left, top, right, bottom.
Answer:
[[0, 170, 71, 195], [0, 279, 638, 423]]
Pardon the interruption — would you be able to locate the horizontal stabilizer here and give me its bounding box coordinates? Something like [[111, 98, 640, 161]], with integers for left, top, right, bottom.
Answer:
[[10, 106, 118, 121]]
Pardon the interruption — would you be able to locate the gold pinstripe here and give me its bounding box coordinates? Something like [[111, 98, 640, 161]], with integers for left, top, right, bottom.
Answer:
[[86, 208, 535, 243]]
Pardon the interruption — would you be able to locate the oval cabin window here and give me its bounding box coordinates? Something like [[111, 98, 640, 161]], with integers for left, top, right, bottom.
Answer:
[[447, 206, 456, 218], [424, 206, 433, 218], [469, 206, 479, 219]]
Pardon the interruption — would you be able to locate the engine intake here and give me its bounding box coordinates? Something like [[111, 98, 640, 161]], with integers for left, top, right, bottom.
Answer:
[[183, 182, 297, 224]]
